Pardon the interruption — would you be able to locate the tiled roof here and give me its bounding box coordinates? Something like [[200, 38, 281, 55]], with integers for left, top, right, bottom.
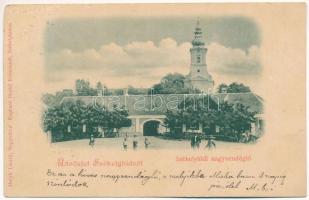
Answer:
[[61, 93, 263, 115]]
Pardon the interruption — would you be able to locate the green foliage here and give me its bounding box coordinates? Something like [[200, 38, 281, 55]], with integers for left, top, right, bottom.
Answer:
[[149, 73, 201, 94], [217, 83, 228, 93], [164, 110, 184, 138], [42, 93, 58, 107], [75, 79, 112, 96], [109, 105, 132, 131], [96, 82, 103, 90], [165, 96, 218, 137], [128, 86, 147, 95], [217, 82, 251, 93], [113, 89, 124, 95], [75, 79, 97, 96], [42, 80, 117, 107], [42, 100, 131, 142], [42, 89, 74, 107], [164, 96, 256, 140]]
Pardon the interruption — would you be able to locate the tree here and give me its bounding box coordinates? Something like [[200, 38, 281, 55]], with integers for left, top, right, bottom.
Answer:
[[75, 79, 97, 96], [128, 86, 146, 95], [149, 73, 201, 94], [217, 83, 228, 93], [228, 82, 251, 93], [215, 102, 236, 135], [164, 95, 218, 136], [180, 96, 218, 132], [76, 79, 90, 95], [113, 89, 124, 95], [215, 102, 256, 140], [62, 100, 90, 139], [42, 104, 69, 142], [42, 93, 57, 107], [229, 103, 256, 139], [42, 100, 132, 142], [42, 89, 74, 107], [217, 82, 251, 93], [109, 105, 132, 135], [102, 84, 112, 96], [164, 95, 257, 141], [96, 82, 103, 90], [164, 110, 184, 138], [83, 103, 109, 137]]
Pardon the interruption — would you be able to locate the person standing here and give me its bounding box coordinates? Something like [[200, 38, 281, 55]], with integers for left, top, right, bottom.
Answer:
[[196, 135, 201, 149], [191, 135, 195, 149], [194, 134, 198, 149], [206, 138, 216, 149], [133, 135, 138, 150], [89, 134, 95, 147], [144, 138, 150, 149], [123, 137, 128, 150]]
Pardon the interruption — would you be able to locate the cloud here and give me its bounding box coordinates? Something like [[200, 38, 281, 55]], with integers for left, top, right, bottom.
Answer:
[[47, 38, 190, 75], [45, 38, 261, 90], [207, 43, 261, 75]]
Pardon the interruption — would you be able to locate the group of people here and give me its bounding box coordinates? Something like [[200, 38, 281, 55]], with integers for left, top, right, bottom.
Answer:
[[123, 135, 150, 150], [239, 132, 257, 143], [88, 134, 151, 150], [89, 133, 216, 150], [191, 134, 202, 149], [191, 134, 216, 149]]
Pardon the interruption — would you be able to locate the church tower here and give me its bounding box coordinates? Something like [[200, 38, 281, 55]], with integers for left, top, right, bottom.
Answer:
[[185, 19, 214, 93]]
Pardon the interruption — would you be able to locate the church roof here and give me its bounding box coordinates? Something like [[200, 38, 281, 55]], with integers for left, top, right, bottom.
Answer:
[[217, 92, 263, 113]]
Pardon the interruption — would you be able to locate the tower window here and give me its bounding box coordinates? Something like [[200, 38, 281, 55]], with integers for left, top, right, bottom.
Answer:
[[197, 56, 201, 63], [197, 69, 200, 72]]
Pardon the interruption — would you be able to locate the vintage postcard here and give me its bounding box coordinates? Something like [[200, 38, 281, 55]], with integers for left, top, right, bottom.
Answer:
[[3, 3, 306, 197]]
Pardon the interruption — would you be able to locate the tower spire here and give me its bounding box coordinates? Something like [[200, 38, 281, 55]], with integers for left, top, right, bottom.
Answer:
[[196, 17, 200, 28], [192, 18, 204, 46], [185, 19, 214, 92]]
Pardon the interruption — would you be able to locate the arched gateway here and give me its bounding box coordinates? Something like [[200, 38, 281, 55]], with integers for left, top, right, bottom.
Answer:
[[143, 119, 162, 136]]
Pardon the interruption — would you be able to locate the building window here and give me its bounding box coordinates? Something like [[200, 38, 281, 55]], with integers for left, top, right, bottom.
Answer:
[[197, 69, 200, 73], [187, 123, 199, 130]]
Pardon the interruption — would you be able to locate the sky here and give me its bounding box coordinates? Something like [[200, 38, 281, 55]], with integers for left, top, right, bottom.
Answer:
[[44, 16, 262, 93]]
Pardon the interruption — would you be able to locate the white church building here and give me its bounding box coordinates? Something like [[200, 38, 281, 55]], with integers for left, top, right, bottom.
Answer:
[[185, 19, 214, 93]]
